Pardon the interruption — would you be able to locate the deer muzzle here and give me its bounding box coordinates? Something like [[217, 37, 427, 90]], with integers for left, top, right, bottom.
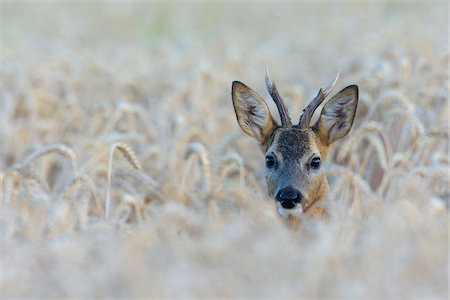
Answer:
[[276, 186, 303, 209]]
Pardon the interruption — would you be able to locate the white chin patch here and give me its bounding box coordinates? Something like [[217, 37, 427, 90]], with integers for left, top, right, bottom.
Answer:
[[277, 202, 304, 218]]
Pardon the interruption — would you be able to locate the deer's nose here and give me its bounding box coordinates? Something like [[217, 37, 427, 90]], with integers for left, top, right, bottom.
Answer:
[[276, 187, 303, 209]]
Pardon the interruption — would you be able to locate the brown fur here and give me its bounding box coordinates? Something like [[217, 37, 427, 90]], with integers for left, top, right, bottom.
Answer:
[[264, 128, 329, 213], [231, 76, 358, 219]]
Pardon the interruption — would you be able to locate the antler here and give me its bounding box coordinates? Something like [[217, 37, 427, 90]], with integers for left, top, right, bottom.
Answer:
[[298, 70, 340, 129], [265, 65, 292, 128]]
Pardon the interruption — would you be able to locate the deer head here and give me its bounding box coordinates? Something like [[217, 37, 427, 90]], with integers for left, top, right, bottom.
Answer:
[[231, 67, 358, 217]]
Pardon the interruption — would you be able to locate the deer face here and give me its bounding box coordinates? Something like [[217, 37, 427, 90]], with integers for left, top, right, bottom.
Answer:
[[231, 68, 358, 217]]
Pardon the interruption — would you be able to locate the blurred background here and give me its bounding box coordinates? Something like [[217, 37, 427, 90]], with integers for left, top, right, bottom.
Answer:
[[1, 1, 448, 299], [2, 1, 446, 87]]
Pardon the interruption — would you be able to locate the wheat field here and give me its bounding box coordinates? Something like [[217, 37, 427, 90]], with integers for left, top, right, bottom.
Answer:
[[0, 1, 448, 299]]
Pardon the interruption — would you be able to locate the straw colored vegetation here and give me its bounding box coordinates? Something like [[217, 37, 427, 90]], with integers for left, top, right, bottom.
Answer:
[[0, 2, 448, 299]]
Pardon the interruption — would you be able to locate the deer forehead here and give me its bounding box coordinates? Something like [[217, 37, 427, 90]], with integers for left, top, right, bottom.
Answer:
[[266, 128, 321, 161]]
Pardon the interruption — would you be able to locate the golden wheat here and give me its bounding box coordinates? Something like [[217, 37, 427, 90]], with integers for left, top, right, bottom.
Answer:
[[105, 142, 142, 220], [0, 2, 447, 299]]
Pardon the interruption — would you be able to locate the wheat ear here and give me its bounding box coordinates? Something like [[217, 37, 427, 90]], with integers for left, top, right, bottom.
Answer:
[[184, 142, 211, 195], [15, 143, 78, 174], [105, 142, 142, 220]]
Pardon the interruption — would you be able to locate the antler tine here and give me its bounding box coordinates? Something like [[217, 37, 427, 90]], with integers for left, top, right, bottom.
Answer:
[[298, 70, 340, 129], [323, 69, 340, 97], [265, 65, 292, 128]]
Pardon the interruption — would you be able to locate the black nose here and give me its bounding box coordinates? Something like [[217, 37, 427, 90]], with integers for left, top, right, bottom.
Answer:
[[276, 187, 303, 209]]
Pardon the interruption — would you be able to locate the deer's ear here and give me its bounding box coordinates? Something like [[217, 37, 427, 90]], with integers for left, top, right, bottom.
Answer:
[[314, 85, 358, 145], [232, 81, 277, 146]]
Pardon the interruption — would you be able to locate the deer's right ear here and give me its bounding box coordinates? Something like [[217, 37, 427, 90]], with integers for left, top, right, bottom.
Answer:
[[232, 81, 277, 145]]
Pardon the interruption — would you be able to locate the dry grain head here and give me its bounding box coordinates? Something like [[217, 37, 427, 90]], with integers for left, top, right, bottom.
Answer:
[[232, 67, 358, 217]]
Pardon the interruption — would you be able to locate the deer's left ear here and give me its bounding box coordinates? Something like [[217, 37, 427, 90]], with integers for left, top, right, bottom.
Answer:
[[313, 85, 358, 145]]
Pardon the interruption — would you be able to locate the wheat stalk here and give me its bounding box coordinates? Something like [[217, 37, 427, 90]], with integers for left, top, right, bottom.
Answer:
[[183, 142, 211, 195], [2, 170, 23, 204], [14, 143, 78, 175], [337, 122, 391, 172], [324, 165, 373, 202], [211, 130, 241, 157], [60, 174, 104, 219], [215, 152, 245, 193], [179, 155, 196, 201], [214, 151, 265, 202], [385, 108, 425, 141], [121, 193, 144, 224], [364, 89, 414, 122], [243, 168, 265, 201], [0, 171, 4, 205], [105, 142, 142, 220]]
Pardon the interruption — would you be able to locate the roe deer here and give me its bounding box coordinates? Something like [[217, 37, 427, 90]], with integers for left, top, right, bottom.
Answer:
[[231, 67, 358, 218]]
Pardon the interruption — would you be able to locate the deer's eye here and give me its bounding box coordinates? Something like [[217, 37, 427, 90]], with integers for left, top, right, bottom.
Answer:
[[265, 155, 276, 168], [310, 157, 321, 169]]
